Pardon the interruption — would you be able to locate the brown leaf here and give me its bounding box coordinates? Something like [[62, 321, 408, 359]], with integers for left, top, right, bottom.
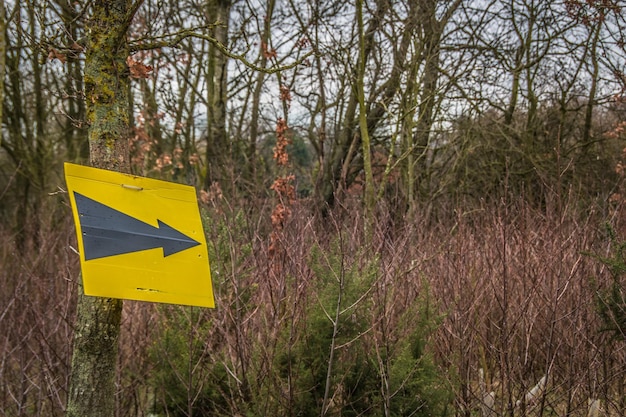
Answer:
[[126, 56, 153, 79], [70, 42, 84, 52], [261, 41, 277, 59], [280, 84, 292, 104], [48, 48, 66, 64]]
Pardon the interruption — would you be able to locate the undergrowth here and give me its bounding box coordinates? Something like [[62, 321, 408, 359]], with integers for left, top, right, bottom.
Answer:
[[1, 195, 625, 416]]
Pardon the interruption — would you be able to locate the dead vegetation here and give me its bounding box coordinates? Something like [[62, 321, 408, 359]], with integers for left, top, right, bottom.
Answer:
[[0, 192, 624, 416]]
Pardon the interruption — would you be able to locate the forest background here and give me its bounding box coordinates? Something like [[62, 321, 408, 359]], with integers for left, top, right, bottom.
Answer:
[[1, 0, 626, 416]]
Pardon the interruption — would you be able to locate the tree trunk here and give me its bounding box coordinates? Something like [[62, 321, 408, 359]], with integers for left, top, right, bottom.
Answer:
[[59, 0, 88, 161], [316, 0, 390, 210], [0, 0, 5, 151], [356, 0, 374, 226], [204, 0, 231, 189], [583, 22, 601, 148], [411, 0, 461, 204], [246, 0, 275, 184], [65, 0, 134, 416]]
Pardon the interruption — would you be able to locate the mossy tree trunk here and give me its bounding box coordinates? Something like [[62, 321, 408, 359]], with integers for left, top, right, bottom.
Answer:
[[204, 0, 231, 189], [66, 1, 136, 416]]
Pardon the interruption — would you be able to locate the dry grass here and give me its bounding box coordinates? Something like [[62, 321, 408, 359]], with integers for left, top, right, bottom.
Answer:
[[0, 194, 624, 416], [0, 210, 77, 416]]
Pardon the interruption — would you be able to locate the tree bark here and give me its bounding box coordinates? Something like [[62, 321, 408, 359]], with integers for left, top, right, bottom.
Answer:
[[316, 0, 390, 210], [356, 0, 375, 226], [583, 22, 601, 148], [246, 0, 275, 184], [411, 0, 461, 203], [204, 0, 231, 189], [66, 0, 135, 416], [58, 0, 88, 161], [0, 0, 5, 151]]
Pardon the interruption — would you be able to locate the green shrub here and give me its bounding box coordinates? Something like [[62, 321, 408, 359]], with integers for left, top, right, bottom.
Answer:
[[147, 305, 232, 417], [592, 226, 626, 341], [273, 241, 452, 417]]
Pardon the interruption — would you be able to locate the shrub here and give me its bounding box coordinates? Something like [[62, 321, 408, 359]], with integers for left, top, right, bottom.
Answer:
[[592, 226, 626, 342]]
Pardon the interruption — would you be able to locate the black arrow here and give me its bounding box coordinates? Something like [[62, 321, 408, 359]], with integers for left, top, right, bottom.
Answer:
[[73, 192, 201, 261]]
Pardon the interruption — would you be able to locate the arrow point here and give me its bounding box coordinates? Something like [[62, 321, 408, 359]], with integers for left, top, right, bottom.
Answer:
[[74, 192, 202, 259], [157, 220, 201, 256]]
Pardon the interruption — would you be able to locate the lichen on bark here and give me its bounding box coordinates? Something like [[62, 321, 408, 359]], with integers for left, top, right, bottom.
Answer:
[[83, 0, 132, 172], [66, 277, 123, 417], [66, 1, 135, 416]]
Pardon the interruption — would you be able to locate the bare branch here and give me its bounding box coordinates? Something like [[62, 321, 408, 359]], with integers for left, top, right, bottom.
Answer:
[[129, 29, 315, 74]]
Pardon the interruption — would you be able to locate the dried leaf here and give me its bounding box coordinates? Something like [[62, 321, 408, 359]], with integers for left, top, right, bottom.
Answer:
[[70, 42, 84, 52], [261, 41, 277, 59], [126, 56, 153, 79], [280, 84, 292, 105], [48, 48, 66, 64]]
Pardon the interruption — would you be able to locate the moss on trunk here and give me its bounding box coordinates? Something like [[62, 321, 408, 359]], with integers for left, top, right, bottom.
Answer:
[[83, 0, 132, 172], [66, 285, 123, 417], [66, 1, 133, 416]]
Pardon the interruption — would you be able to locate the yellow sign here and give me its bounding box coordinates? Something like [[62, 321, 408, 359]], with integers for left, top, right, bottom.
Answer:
[[64, 162, 214, 308]]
